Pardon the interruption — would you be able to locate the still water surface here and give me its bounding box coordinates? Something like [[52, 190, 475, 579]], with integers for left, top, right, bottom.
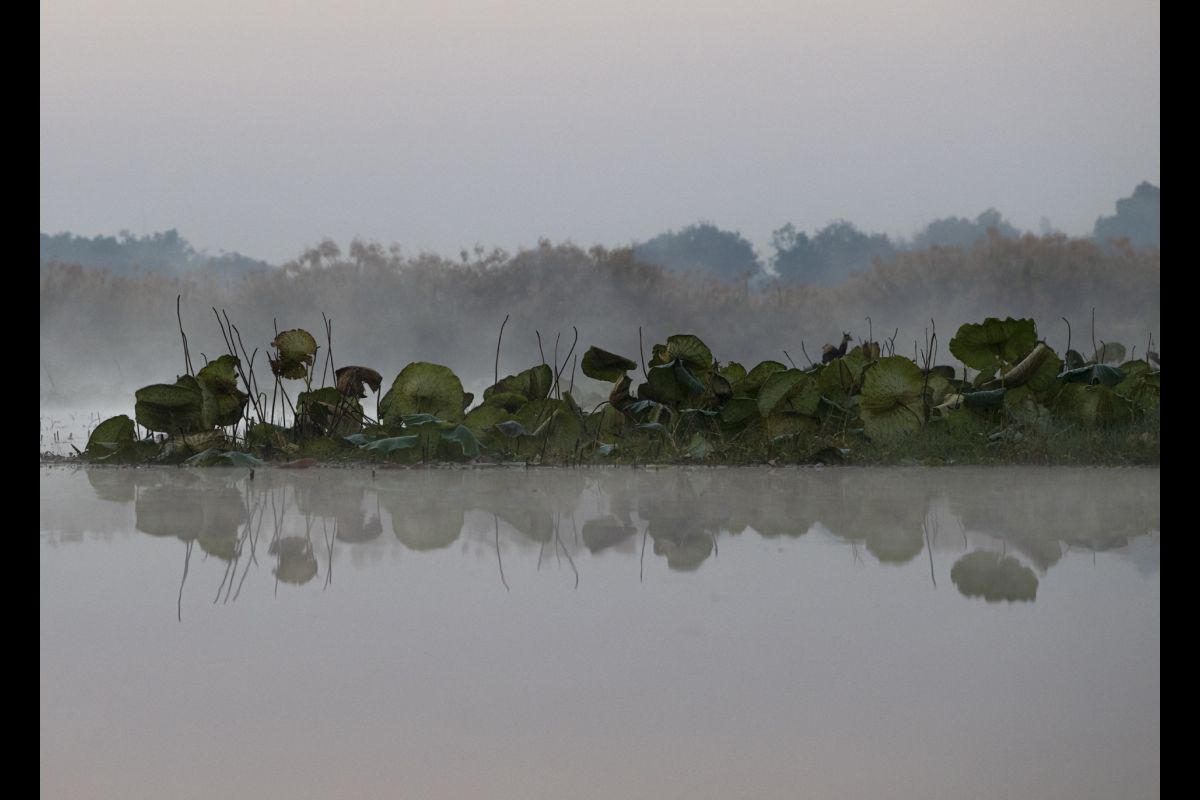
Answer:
[[41, 465, 1159, 799]]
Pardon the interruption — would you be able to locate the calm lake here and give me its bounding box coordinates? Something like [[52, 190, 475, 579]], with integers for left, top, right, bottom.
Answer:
[[40, 465, 1159, 799]]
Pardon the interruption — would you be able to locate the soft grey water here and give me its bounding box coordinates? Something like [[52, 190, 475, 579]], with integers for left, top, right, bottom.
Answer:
[[40, 465, 1159, 799]]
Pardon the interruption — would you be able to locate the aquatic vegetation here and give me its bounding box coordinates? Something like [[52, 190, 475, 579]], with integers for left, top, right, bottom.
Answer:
[[71, 313, 1159, 466]]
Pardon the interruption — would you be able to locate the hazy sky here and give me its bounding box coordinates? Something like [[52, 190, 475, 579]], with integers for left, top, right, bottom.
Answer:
[[40, 0, 1159, 264]]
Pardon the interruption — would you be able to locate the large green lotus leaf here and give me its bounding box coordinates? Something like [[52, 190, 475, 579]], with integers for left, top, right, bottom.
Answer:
[[719, 361, 747, 385], [859, 356, 925, 441], [674, 360, 705, 395], [757, 369, 821, 417], [463, 404, 510, 448], [816, 360, 852, 407], [640, 362, 690, 406], [1115, 360, 1152, 384], [719, 397, 759, 431], [1058, 363, 1126, 387], [440, 424, 482, 459], [650, 334, 714, 373], [948, 317, 1037, 372], [586, 404, 627, 439], [1004, 386, 1053, 426], [85, 415, 135, 458], [1093, 342, 1126, 364], [516, 399, 585, 455], [513, 398, 560, 432], [481, 391, 529, 412], [1126, 372, 1160, 412], [950, 551, 1038, 602], [739, 360, 787, 396], [1113, 361, 1154, 398], [1056, 383, 1132, 426], [818, 346, 872, 405], [379, 362, 466, 424], [135, 375, 205, 434], [766, 412, 819, 440], [197, 355, 248, 428], [270, 329, 318, 380], [580, 346, 637, 382], [484, 363, 553, 403]]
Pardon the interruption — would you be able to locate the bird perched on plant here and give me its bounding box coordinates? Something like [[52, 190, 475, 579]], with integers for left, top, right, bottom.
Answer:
[[822, 332, 852, 364]]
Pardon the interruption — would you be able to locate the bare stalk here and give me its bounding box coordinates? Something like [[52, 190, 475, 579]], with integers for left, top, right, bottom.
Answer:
[[176, 295, 193, 377], [495, 314, 509, 388]]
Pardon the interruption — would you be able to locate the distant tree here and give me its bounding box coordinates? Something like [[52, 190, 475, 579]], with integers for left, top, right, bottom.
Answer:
[[909, 209, 1020, 251], [1093, 182, 1159, 249], [39, 229, 270, 274], [633, 222, 763, 282], [771, 220, 896, 286]]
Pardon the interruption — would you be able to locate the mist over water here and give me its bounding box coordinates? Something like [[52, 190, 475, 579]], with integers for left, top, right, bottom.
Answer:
[[40, 233, 1159, 411]]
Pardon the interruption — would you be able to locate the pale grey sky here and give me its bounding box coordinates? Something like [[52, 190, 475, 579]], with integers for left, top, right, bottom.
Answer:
[[40, 0, 1159, 264]]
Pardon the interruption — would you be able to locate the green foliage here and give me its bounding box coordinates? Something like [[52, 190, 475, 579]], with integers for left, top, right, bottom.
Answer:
[[85, 415, 135, 458], [379, 362, 466, 424], [859, 357, 925, 442], [580, 347, 637, 381], [948, 317, 1037, 372]]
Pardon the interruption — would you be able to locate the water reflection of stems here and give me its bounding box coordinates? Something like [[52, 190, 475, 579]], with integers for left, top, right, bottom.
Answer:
[[923, 509, 938, 588], [323, 517, 335, 590], [177, 540, 193, 623], [554, 512, 579, 590], [494, 515, 509, 592]]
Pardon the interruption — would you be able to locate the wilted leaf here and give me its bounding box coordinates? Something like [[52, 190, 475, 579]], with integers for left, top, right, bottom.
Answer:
[[580, 347, 638, 382], [335, 366, 383, 398], [270, 329, 318, 380]]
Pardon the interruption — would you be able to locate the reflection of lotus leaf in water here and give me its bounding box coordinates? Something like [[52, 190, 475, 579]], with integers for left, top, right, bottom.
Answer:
[[135, 480, 244, 544], [947, 470, 1159, 569], [198, 531, 239, 560], [270, 537, 318, 585], [809, 473, 928, 564], [581, 515, 637, 553], [865, 522, 926, 564], [336, 512, 383, 543], [390, 506, 465, 551], [87, 468, 137, 503], [380, 477, 466, 551], [653, 533, 714, 571], [950, 551, 1038, 602]]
